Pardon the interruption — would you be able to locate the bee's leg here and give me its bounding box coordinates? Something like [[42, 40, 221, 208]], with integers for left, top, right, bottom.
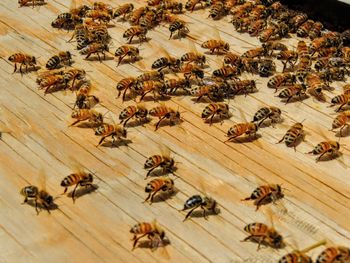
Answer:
[[139, 90, 151, 102], [258, 116, 269, 127], [240, 235, 253, 242], [150, 189, 163, 204], [132, 233, 148, 250], [183, 205, 200, 221], [71, 183, 80, 203], [169, 31, 173, 40], [19, 63, 24, 74], [155, 116, 167, 131], [117, 55, 125, 66], [123, 116, 134, 127], [97, 52, 102, 63], [21, 197, 28, 204], [285, 95, 293, 104], [316, 151, 328, 163], [69, 119, 83, 127], [339, 124, 348, 137], [257, 236, 266, 251], [13, 63, 17, 73], [122, 87, 129, 102], [97, 136, 107, 147], [209, 113, 217, 126], [34, 198, 40, 215], [85, 53, 92, 60], [201, 206, 208, 220], [128, 36, 134, 44], [145, 166, 157, 179], [282, 61, 286, 72], [336, 103, 346, 112], [143, 193, 152, 203], [277, 135, 285, 144], [43, 203, 51, 214]]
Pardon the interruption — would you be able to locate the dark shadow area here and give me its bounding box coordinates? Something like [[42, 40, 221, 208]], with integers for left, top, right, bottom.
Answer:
[[145, 166, 178, 179], [23, 199, 59, 215], [100, 138, 133, 148], [66, 184, 99, 200], [145, 188, 178, 204]]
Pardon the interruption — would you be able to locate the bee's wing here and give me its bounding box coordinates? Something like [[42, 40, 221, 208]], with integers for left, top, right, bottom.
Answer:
[[68, 155, 85, 175], [70, 0, 77, 10], [188, 38, 198, 53], [38, 168, 47, 192], [212, 25, 222, 41], [159, 143, 171, 158], [237, 107, 248, 123]]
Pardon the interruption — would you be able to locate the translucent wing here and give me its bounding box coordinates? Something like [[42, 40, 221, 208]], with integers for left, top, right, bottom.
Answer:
[[188, 38, 198, 53], [212, 25, 221, 40], [159, 143, 171, 158], [70, 0, 77, 10], [38, 168, 47, 192]]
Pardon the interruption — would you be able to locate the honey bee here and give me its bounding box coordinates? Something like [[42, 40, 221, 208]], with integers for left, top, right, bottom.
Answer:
[[296, 40, 308, 58], [331, 111, 350, 136], [80, 43, 109, 62], [70, 24, 89, 50], [228, 80, 257, 96], [316, 246, 350, 263], [114, 3, 134, 19], [130, 220, 167, 250], [123, 26, 148, 44], [181, 51, 206, 66], [46, 51, 72, 70], [119, 104, 148, 127], [164, 78, 191, 94], [296, 56, 311, 82], [69, 109, 103, 127], [240, 57, 259, 74], [137, 70, 164, 82], [277, 84, 307, 104], [18, 0, 45, 7], [20, 170, 54, 215], [190, 85, 224, 102], [267, 73, 296, 92], [94, 123, 127, 147], [85, 10, 112, 24], [258, 59, 276, 77], [262, 41, 288, 56], [161, 0, 183, 13], [308, 22, 323, 40], [259, 26, 276, 43], [242, 222, 284, 250], [116, 77, 136, 101], [329, 94, 350, 112], [278, 240, 327, 263], [181, 195, 218, 221], [277, 50, 298, 72], [74, 80, 99, 109], [144, 146, 175, 179], [223, 52, 241, 67], [87, 24, 111, 45], [212, 65, 240, 79], [149, 104, 182, 130], [169, 19, 189, 39], [144, 177, 174, 203], [61, 169, 94, 203], [242, 184, 284, 210], [139, 9, 158, 29], [296, 19, 314, 37], [185, 0, 205, 12], [63, 68, 86, 90], [209, 2, 225, 20], [8, 53, 37, 74], [277, 122, 305, 150], [148, 0, 161, 6], [38, 74, 65, 94], [248, 19, 267, 37], [129, 7, 148, 25], [226, 122, 258, 142], [201, 39, 229, 54], [307, 141, 340, 162], [152, 52, 181, 72], [305, 73, 327, 102], [136, 80, 166, 101], [201, 103, 229, 125], [115, 45, 140, 66], [253, 106, 282, 127], [51, 13, 82, 30], [179, 63, 205, 79], [242, 47, 267, 59]]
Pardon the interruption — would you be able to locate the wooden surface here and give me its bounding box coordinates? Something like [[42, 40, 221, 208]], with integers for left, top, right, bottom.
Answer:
[[0, 1, 350, 262]]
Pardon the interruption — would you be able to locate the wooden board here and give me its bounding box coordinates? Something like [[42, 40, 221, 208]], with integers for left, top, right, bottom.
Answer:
[[0, 0, 350, 262]]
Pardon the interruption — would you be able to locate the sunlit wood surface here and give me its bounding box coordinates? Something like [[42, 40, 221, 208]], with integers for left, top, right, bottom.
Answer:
[[0, 0, 350, 262]]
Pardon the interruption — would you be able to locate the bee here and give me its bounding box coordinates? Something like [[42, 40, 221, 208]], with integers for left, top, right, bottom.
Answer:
[[85, 10, 112, 24], [242, 222, 284, 250], [181, 51, 206, 66], [8, 53, 37, 74], [212, 65, 239, 79], [190, 85, 223, 102], [307, 141, 340, 162], [51, 13, 81, 31], [45, 51, 72, 70], [308, 22, 323, 40], [144, 146, 175, 178], [248, 19, 267, 37], [296, 40, 308, 58], [262, 41, 288, 56], [253, 106, 282, 127], [136, 80, 166, 101], [149, 104, 181, 130], [267, 73, 296, 92], [87, 24, 111, 45], [201, 103, 229, 125], [226, 122, 258, 142], [18, 0, 45, 7], [277, 84, 307, 104], [277, 122, 305, 150], [185, 0, 205, 12], [320, 68, 346, 83], [129, 7, 148, 25], [228, 80, 257, 96], [296, 19, 314, 38], [70, 24, 89, 50], [38, 74, 65, 94], [164, 78, 190, 94], [309, 36, 329, 56], [209, 2, 225, 20], [116, 77, 136, 102], [258, 59, 275, 77], [343, 84, 350, 95], [181, 195, 218, 221], [139, 9, 158, 29], [331, 111, 350, 136], [289, 13, 308, 32], [144, 177, 174, 203], [161, 0, 183, 13], [20, 170, 54, 215], [329, 94, 350, 112], [240, 57, 259, 74], [130, 220, 167, 250], [74, 80, 99, 109], [180, 63, 205, 79], [169, 19, 189, 39], [119, 104, 148, 127], [201, 39, 229, 54], [305, 73, 327, 102], [148, 0, 161, 6], [277, 50, 298, 72], [61, 170, 94, 203], [80, 43, 109, 62], [137, 71, 164, 82], [316, 246, 350, 263], [242, 47, 267, 59], [69, 109, 103, 127], [114, 3, 134, 19], [278, 240, 327, 263], [123, 26, 148, 44], [223, 52, 241, 67], [242, 184, 284, 210], [63, 68, 86, 90], [259, 26, 276, 43], [115, 45, 140, 66], [94, 123, 127, 147], [296, 56, 311, 82], [152, 54, 181, 72]]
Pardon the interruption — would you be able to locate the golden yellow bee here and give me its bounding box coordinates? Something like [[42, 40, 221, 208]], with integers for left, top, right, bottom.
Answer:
[[116, 77, 136, 102], [329, 93, 350, 112], [80, 43, 109, 62], [8, 53, 37, 74], [181, 195, 218, 221], [201, 39, 229, 54], [242, 184, 284, 210], [115, 45, 140, 66], [201, 103, 229, 125], [61, 169, 94, 203], [123, 26, 148, 44], [307, 141, 340, 162], [136, 80, 165, 102], [119, 104, 148, 127], [85, 10, 112, 24], [277, 122, 305, 150], [149, 104, 182, 130], [331, 111, 350, 136], [129, 6, 148, 25], [69, 109, 103, 127], [144, 145, 175, 178], [94, 123, 127, 147], [130, 220, 167, 250], [277, 84, 307, 104], [114, 3, 134, 19], [38, 74, 65, 94], [316, 246, 350, 263], [144, 177, 174, 204], [226, 122, 258, 142], [278, 240, 327, 263]]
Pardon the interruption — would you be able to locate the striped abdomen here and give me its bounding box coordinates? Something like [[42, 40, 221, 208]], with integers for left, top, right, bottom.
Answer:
[[144, 155, 162, 169], [145, 178, 166, 193]]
